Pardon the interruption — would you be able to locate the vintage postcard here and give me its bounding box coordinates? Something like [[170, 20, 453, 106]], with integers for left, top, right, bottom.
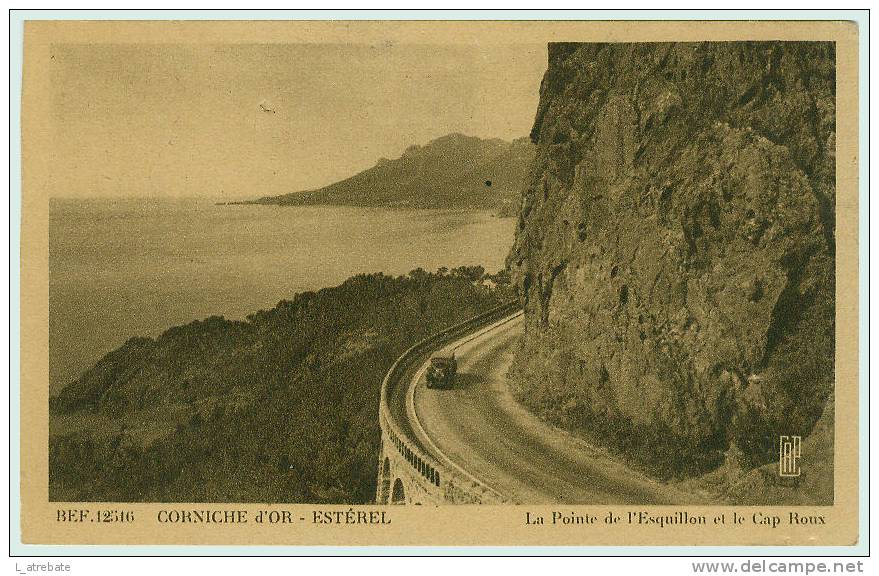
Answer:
[[17, 17, 861, 549]]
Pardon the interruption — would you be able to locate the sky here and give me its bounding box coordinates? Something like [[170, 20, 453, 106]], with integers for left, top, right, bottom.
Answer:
[[49, 43, 547, 200]]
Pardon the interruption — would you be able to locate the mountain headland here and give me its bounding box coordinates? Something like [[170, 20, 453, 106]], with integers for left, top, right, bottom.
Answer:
[[242, 133, 535, 214]]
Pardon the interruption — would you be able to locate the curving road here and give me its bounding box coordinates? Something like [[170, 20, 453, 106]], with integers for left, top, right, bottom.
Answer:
[[390, 311, 704, 505]]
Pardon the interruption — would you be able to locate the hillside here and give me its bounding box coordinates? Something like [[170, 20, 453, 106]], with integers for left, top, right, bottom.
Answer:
[[49, 267, 512, 502], [248, 133, 534, 212], [507, 42, 835, 504]]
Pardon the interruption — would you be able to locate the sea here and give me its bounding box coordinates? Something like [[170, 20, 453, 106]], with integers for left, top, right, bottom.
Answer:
[[49, 198, 517, 393]]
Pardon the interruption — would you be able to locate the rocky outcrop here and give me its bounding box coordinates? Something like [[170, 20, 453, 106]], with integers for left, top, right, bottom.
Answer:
[[508, 42, 835, 500]]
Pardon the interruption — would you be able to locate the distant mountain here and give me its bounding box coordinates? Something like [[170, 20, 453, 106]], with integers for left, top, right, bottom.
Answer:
[[247, 133, 534, 212]]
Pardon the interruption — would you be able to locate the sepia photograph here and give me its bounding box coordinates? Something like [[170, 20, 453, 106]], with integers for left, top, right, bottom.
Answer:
[[16, 16, 862, 549]]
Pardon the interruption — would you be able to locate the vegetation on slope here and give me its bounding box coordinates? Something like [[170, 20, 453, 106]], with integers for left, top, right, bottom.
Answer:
[[50, 267, 511, 503]]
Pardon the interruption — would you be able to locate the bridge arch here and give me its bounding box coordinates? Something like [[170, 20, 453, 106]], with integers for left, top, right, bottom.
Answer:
[[378, 457, 391, 504], [391, 478, 406, 504]]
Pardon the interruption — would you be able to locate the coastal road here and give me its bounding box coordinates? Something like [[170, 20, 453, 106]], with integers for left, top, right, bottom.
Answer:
[[390, 312, 704, 504]]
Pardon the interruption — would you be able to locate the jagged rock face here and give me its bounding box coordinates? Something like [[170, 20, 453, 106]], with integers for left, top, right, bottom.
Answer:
[[509, 42, 835, 479]]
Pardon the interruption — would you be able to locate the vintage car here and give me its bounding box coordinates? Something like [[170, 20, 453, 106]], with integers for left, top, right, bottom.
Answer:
[[425, 351, 457, 389]]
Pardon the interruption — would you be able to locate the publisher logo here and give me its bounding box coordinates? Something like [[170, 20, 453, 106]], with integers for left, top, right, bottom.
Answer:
[[779, 435, 802, 477]]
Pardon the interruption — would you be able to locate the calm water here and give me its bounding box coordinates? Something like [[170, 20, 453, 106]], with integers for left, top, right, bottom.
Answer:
[[49, 198, 516, 393]]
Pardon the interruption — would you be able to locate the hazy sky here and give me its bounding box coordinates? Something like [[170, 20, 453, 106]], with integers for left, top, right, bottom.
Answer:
[[50, 43, 547, 200]]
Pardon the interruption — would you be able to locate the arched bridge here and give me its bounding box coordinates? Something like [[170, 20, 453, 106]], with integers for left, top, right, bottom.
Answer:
[[376, 301, 522, 505]]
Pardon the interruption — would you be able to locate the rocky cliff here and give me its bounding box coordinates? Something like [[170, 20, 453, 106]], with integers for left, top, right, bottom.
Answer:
[[508, 42, 835, 501]]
